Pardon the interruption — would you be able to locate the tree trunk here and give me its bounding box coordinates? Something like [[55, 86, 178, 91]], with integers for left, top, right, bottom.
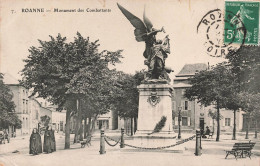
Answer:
[[134, 117, 137, 134], [245, 115, 250, 139], [74, 99, 82, 143], [255, 120, 258, 139], [213, 119, 215, 133], [65, 109, 71, 149], [79, 122, 83, 141], [232, 110, 236, 140], [216, 102, 220, 142], [87, 117, 91, 136], [83, 117, 87, 139], [88, 116, 97, 136], [130, 118, 134, 136]]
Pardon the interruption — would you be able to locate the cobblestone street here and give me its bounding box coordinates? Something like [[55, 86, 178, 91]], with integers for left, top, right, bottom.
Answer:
[[0, 131, 259, 166]]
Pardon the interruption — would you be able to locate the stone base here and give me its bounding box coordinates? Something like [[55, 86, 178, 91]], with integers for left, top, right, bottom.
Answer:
[[130, 131, 177, 149], [133, 83, 177, 149], [135, 130, 176, 138], [131, 134, 177, 149], [137, 84, 174, 132]]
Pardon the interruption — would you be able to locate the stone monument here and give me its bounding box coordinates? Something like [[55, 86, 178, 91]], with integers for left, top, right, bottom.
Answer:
[[117, 4, 175, 145]]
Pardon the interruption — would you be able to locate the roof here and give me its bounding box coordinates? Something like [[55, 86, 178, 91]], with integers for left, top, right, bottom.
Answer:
[[30, 97, 42, 106], [3, 73, 19, 85], [172, 83, 192, 88], [176, 63, 207, 76], [174, 76, 190, 80]]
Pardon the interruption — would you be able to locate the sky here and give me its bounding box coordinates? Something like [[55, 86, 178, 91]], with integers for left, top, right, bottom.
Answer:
[[0, 0, 229, 83]]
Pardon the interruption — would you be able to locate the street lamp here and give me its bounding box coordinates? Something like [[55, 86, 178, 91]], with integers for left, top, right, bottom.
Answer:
[[178, 106, 182, 139]]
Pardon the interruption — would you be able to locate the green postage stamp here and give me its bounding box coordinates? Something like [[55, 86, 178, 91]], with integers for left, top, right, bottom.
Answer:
[[224, 1, 259, 45]]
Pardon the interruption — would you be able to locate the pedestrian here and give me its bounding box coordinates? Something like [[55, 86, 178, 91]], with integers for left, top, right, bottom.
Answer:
[[49, 125, 56, 152], [201, 128, 207, 138], [205, 126, 210, 135], [4, 129, 10, 143], [29, 128, 42, 155], [0, 128, 4, 144], [43, 126, 52, 153]]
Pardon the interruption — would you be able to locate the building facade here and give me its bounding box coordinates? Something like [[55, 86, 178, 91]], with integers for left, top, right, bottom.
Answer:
[[29, 97, 41, 131], [95, 110, 118, 130], [51, 110, 66, 132], [172, 63, 244, 132], [3, 73, 66, 135]]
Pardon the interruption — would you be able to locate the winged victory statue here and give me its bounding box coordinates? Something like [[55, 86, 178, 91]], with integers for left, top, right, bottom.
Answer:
[[117, 3, 173, 83]]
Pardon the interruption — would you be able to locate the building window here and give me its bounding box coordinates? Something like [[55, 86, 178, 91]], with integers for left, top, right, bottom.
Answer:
[[184, 101, 188, 110], [26, 100, 28, 113], [225, 118, 231, 126], [23, 99, 25, 113], [182, 117, 188, 126]]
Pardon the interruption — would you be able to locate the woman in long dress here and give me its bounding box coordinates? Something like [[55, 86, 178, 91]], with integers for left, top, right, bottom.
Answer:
[[49, 126, 56, 152], [29, 128, 42, 155], [43, 126, 52, 153]]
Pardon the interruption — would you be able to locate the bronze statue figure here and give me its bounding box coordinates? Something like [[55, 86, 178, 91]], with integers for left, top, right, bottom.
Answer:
[[117, 3, 173, 83]]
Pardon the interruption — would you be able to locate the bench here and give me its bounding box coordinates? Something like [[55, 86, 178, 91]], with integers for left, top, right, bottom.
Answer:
[[203, 132, 213, 139], [207, 132, 214, 138], [80, 135, 92, 148], [225, 141, 256, 159]]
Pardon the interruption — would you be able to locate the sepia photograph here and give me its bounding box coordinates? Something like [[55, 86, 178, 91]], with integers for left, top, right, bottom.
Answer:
[[0, 0, 259, 165]]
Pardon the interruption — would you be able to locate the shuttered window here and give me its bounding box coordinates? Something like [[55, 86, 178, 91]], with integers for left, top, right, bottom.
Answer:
[[184, 101, 188, 110], [225, 118, 231, 126], [182, 117, 188, 126]]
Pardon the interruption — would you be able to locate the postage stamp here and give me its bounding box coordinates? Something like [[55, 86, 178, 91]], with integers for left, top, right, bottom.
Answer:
[[197, 9, 246, 58], [224, 1, 259, 45]]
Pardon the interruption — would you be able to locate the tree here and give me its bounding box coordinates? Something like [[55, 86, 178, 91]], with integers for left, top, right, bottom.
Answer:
[[113, 70, 145, 135], [185, 63, 236, 141], [21, 33, 123, 149], [215, 66, 241, 140], [208, 109, 223, 133], [226, 46, 260, 138], [0, 73, 21, 130], [238, 92, 260, 139], [226, 46, 260, 94], [223, 94, 241, 140], [66, 63, 123, 142]]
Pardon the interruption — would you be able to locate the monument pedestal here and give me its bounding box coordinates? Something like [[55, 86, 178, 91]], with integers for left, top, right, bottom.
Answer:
[[135, 83, 176, 139]]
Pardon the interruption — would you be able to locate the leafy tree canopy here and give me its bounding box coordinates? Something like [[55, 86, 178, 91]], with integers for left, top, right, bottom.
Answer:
[[113, 70, 145, 118], [185, 62, 238, 109], [0, 73, 22, 128], [226, 46, 260, 94], [21, 32, 123, 110]]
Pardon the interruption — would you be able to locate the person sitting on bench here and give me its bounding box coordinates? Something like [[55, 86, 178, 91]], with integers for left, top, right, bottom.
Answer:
[[205, 126, 210, 135], [201, 126, 211, 138]]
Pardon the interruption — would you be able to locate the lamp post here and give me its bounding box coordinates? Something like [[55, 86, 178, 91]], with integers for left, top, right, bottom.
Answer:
[[178, 106, 182, 139]]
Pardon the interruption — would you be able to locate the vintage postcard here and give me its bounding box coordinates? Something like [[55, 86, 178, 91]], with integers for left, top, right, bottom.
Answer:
[[0, 0, 259, 166]]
